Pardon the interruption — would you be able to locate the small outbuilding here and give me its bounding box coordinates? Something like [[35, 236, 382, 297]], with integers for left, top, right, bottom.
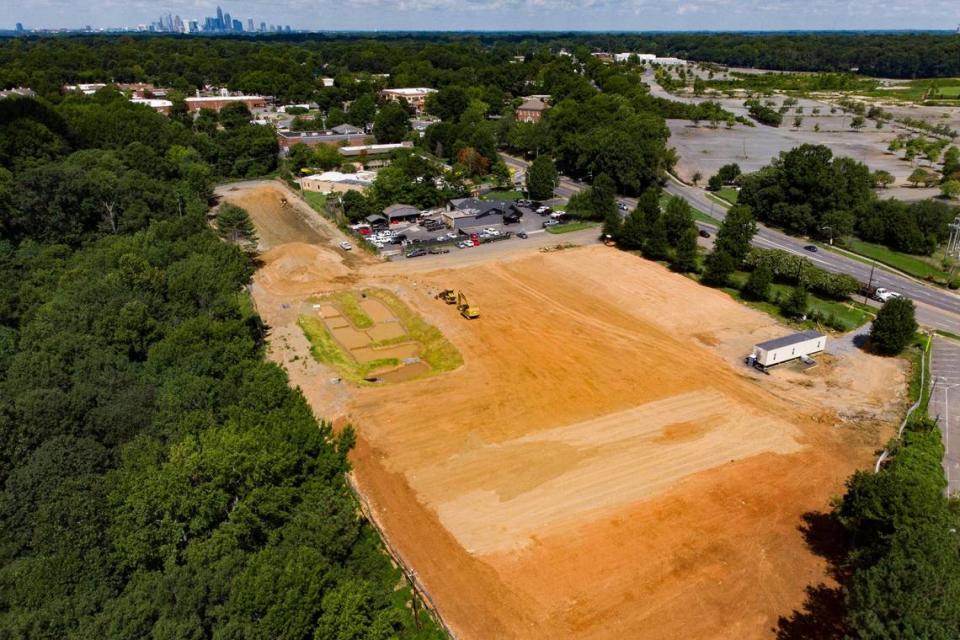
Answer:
[[383, 204, 420, 224], [750, 330, 826, 371]]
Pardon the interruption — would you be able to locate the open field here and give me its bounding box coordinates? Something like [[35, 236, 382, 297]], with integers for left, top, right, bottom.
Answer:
[[245, 189, 908, 640]]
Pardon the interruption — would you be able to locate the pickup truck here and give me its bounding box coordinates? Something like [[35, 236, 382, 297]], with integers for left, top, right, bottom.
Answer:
[[873, 288, 902, 303]]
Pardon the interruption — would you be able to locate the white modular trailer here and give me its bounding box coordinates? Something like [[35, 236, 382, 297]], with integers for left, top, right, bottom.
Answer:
[[752, 330, 826, 368]]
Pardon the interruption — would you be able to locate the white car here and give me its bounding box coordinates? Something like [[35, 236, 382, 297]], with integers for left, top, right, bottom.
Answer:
[[339, 241, 353, 251], [874, 288, 902, 303], [457, 241, 473, 249]]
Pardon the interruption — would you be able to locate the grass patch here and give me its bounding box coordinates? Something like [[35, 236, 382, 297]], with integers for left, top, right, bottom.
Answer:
[[724, 271, 875, 332], [546, 221, 597, 234], [328, 291, 374, 329], [716, 188, 739, 205], [482, 190, 522, 202], [299, 288, 462, 384], [935, 329, 960, 342], [366, 289, 463, 373], [842, 238, 950, 283], [303, 190, 328, 212], [907, 335, 934, 413]]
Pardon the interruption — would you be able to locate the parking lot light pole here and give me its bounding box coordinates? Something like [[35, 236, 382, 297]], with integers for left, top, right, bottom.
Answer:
[[820, 225, 833, 245]]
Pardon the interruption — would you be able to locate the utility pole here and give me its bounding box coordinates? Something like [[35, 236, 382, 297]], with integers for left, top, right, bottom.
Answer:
[[864, 260, 877, 304]]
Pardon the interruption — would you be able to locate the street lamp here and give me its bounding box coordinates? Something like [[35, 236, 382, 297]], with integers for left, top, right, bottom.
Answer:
[[820, 225, 833, 246]]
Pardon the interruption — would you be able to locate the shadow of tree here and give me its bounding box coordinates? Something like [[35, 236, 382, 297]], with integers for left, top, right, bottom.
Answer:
[[773, 511, 851, 640]]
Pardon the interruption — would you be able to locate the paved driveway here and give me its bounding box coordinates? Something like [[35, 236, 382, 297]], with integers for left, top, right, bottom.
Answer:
[[930, 336, 960, 495]]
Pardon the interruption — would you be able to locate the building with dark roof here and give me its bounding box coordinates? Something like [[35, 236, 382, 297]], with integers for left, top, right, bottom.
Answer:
[[382, 204, 420, 224], [442, 198, 510, 231]]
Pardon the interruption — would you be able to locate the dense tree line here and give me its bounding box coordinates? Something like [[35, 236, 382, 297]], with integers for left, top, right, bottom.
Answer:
[[0, 92, 438, 638], [738, 144, 958, 255], [838, 414, 960, 637]]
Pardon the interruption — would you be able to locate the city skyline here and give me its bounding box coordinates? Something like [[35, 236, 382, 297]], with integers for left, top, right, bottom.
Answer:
[[5, 0, 960, 32]]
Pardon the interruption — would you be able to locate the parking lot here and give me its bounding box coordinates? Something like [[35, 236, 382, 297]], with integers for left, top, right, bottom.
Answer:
[[355, 200, 573, 260], [930, 336, 960, 495]]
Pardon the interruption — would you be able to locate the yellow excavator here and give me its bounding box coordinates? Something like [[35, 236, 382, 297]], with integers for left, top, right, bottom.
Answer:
[[457, 291, 479, 319], [436, 289, 456, 304]]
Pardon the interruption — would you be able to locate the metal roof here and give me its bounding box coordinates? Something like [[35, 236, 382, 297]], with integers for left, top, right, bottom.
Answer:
[[755, 330, 824, 351]]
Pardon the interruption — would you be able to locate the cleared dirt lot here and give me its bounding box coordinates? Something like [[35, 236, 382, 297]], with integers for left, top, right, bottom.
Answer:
[[247, 208, 908, 640]]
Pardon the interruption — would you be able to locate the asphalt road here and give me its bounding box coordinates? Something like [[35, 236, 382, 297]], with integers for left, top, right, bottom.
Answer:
[[501, 154, 960, 332], [931, 337, 960, 495]]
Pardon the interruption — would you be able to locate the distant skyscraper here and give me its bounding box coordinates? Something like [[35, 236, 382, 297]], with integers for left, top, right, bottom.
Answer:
[[223, 12, 231, 30], [216, 6, 224, 29], [260, 21, 266, 32], [247, 18, 254, 32], [232, 19, 242, 32], [189, 20, 199, 33], [15, 22, 23, 33]]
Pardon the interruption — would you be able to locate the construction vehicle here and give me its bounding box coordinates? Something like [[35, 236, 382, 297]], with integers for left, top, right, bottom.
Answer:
[[457, 291, 479, 319], [436, 289, 456, 304]]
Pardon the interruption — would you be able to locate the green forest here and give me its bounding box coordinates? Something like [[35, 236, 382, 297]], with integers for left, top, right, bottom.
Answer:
[[0, 91, 440, 638]]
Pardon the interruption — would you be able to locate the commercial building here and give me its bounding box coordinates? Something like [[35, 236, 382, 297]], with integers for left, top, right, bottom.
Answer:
[[382, 204, 420, 224], [516, 96, 550, 124], [381, 88, 437, 114], [185, 95, 267, 112], [299, 170, 376, 194], [614, 53, 686, 66], [0, 87, 35, 99], [442, 198, 510, 231], [337, 141, 414, 158], [131, 98, 173, 114], [750, 330, 826, 371], [276, 130, 370, 153]]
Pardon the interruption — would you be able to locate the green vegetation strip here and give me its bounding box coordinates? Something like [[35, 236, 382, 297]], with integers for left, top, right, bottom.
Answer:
[[724, 272, 875, 332], [327, 291, 374, 329], [367, 289, 463, 373], [546, 221, 597, 234], [300, 289, 462, 384], [482, 189, 523, 202], [841, 238, 951, 283]]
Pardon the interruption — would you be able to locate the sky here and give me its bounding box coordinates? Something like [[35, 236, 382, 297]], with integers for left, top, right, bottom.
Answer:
[[6, 0, 960, 31]]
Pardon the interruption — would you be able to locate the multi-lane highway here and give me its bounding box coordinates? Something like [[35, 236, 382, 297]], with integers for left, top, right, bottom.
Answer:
[[501, 154, 960, 332]]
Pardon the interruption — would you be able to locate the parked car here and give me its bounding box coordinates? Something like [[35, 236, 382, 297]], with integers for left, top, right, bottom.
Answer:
[[618, 201, 629, 211], [804, 245, 818, 253], [543, 219, 560, 228], [536, 206, 552, 215], [457, 241, 473, 249], [698, 229, 711, 238], [428, 246, 450, 255], [405, 248, 427, 258], [517, 231, 528, 239], [338, 241, 352, 251]]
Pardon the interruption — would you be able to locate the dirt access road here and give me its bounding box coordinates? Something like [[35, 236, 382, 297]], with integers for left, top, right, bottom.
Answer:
[[229, 180, 908, 640]]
